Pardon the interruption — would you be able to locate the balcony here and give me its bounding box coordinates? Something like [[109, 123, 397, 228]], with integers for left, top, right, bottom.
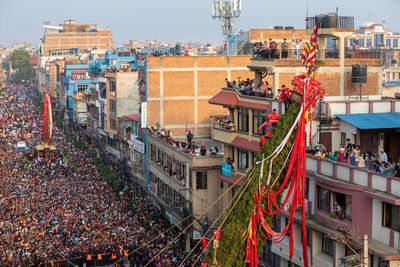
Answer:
[[210, 116, 236, 144], [306, 157, 400, 199]]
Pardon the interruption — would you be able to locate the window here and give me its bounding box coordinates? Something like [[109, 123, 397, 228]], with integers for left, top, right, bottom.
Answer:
[[253, 110, 266, 135], [238, 108, 249, 132], [359, 38, 365, 47], [109, 99, 116, 118], [196, 171, 207, 190], [318, 186, 331, 213], [366, 38, 372, 48], [238, 149, 248, 171], [387, 38, 392, 48], [383, 202, 400, 231], [110, 80, 116, 96], [77, 84, 88, 92], [341, 132, 346, 146], [100, 82, 107, 98], [374, 34, 384, 48], [305, 178, 309, 200], [394, 39, 399, 49], [150, 145, 156, 162], [110, 118, 117, 130], [322, 236, 334, 256]]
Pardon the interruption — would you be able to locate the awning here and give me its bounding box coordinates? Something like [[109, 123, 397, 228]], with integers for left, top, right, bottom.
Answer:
[[218, 174, 244, 186], [72, 71, 86, 74], [335, 113, 400, 129], [231, 136, 261, 152], [122, 114, 139, 122]]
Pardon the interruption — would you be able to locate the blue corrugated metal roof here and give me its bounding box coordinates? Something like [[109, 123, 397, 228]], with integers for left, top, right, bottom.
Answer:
[[383, 81, 400, 87], [336, 113, 400, 129]]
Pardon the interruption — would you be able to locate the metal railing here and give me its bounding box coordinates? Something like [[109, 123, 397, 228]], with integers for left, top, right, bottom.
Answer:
[[253, 48, 339, 60], [224, 29, 250, 56]]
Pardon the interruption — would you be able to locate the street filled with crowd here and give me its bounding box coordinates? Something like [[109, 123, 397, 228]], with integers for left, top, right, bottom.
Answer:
[[0, 83, 197, 266]]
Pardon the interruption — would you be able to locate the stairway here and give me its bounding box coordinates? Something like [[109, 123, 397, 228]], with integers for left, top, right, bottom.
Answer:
[[223, 30, 250, 56]]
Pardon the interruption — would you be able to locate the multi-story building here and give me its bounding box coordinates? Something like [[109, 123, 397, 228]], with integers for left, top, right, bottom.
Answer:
[[40, 20, 113, 55], [143, 55, 254, 138], [62, 60, 98, 124], [147, 133, 223, 251], [209, 32, 400, 266], [105, 69, 140, 157]]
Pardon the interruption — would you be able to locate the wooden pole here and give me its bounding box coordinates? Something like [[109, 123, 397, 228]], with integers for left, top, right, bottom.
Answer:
[[363, 234, 368, 267]]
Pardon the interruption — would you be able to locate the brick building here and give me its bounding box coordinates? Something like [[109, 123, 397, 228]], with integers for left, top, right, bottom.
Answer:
[[145, 56, 254, 138], [40, 20, 113, 56]]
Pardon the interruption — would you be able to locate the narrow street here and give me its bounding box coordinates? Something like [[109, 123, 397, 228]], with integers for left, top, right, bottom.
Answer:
[[0, 83, 191, 266]]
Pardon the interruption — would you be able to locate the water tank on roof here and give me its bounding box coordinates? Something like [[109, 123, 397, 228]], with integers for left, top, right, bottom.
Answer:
[[285, 26, 294, 30], [274, 26, 284, 30]]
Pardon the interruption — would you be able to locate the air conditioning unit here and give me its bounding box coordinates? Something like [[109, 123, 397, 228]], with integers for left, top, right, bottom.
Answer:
[[339, 255, 360, 266]]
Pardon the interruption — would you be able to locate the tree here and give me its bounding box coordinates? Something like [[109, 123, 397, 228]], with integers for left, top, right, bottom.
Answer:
[[207, 103, 300, 266], [9, 49, 32, 83]]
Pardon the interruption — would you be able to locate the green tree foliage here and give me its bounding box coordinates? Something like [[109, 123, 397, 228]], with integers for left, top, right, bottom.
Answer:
[[10, 49, 33, 82], [208, 104, 300, 266]]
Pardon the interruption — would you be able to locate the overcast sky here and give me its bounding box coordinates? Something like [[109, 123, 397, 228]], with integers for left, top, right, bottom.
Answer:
[[0, 0, 399, 47]]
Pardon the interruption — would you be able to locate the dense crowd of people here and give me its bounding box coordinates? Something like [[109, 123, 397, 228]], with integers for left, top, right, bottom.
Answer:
[[307, 139, 400, 178], [0, 83, 197, 266], [253, 39, 303, 59], [149, 127, 219, 157]]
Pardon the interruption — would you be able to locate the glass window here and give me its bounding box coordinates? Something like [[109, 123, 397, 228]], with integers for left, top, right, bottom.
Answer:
[[366, 38, 372, 48], [238, 108, 249, 132], [317, 186, 331, 213], [359, 38, 365, 47], [238, 149, 248, 171], [322, 236, 334, 256], [383, 202, 400, 231], [77, 84, 88, 92], [253, 110, 266, 135], [394, 39, 399, 48], [387, 38, 392, 48], [110, 80, 116, 93], [109, 99, 116, 118], [374, 34, 384, 48], [110, 118, 117, 130], [196, 171, 207, 190]]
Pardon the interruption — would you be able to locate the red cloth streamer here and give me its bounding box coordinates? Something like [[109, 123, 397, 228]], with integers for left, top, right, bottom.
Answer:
[[245, 75, 324, 267], [41, 91, 53, 145]]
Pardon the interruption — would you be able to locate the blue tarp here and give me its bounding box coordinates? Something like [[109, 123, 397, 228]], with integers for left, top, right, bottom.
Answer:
[[335, 112, 400, 129]]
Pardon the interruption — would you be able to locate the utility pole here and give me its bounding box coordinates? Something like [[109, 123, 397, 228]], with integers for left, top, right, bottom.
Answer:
[[363, 234, 368, 267]]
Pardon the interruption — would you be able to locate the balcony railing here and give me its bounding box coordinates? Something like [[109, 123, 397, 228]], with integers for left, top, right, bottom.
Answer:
[[251, 48, 340, 60], [211, 115, 235, 131], [306, 157, 400, 197]]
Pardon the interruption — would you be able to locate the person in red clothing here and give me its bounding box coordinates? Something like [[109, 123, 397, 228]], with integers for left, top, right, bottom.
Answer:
[[258, 118, 279, 138], [280, 84, 292, 111], [268, 109, 279, 126]]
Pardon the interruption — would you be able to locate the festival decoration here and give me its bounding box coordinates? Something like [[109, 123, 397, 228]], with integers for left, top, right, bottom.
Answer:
[[213, 22, 324, 267], [41, 84, 53, 145]]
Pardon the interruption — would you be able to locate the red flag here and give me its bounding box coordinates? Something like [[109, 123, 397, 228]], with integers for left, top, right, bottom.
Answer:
[[310, 22, 318, 46]]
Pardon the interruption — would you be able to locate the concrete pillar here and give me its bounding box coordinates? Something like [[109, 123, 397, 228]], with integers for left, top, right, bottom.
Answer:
[[254, 70, 263, 89], [248, 109, 253, 139], [319, 36, 326, 59], [234, 108, 238, 131], [273, 72, 279, 97], [234, 147, 238, 172]]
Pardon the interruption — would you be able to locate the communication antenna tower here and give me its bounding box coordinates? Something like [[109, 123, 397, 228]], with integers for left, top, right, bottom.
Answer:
[[211, 0, 242, 39]]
